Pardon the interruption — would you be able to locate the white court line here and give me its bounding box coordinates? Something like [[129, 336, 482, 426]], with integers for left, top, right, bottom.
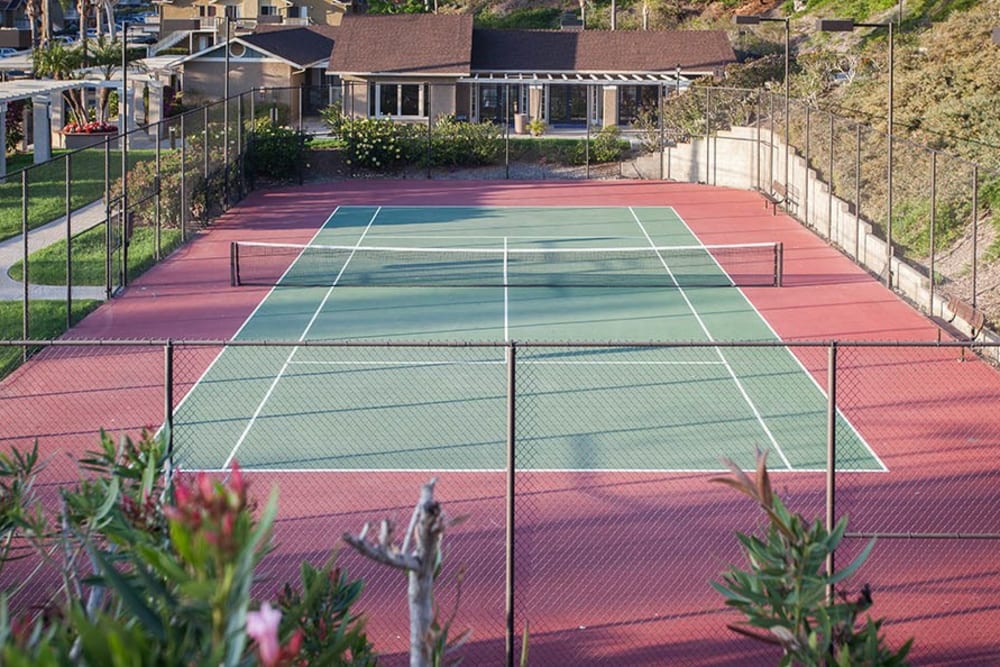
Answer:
[[183, 466, 884, 475], [664, 207, 888, 473], [629, 206, 793, 470], [158, 206, 343, 443], [286, 359, 728, 367], [221, 207, 383, 469]]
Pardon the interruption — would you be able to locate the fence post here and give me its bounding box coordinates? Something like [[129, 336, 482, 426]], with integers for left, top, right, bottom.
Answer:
[[165, 339, 174, 469], [21, 170, 28, 361], [827, 113, 834, 240], [65, 154, 73, 329], [768, 92, 774, 188], [825, 341, 838, 603], [972, 166, 979, 308], [929, 152, 937, 313], [105, 139, 112, 299], [704, 87, 711, 185], [505, 341, 517, 667], [426, 86, 432, 180], [203, 105, 210, 187], [854, 123, 861, 261], [155, 125, 162, 261], [585, 85, 591, 179], [804, 106, 811, 225], [180, 114, 187, 243], [755, 93, 761, 191], [238, 93, 245, 198], [504, 83, 511, 180], [658, 83, 664, 181], [503, 83, 510, 179]]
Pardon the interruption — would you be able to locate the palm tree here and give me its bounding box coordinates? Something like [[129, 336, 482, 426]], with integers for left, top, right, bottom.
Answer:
[[33, 37, 135, 127], [25, 0, 40, 48]]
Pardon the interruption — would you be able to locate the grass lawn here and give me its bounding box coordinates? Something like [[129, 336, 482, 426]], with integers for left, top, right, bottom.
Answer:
[[7, 225, 183, 285], [0, 149, 159, 244], [0, 299, 100, 378]]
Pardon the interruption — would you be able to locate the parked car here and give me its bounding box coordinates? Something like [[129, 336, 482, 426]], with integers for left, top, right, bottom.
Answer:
[[0, 47, 19, 58]]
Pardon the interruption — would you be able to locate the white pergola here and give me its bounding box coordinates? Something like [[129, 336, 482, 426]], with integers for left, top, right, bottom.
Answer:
[[0, 80, 82, 177], [0, 64, 172, 179], [459, 71, 689, 85]]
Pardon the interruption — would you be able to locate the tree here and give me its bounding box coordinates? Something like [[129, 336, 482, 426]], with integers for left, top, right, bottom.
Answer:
[[33, 37, 139, 129]]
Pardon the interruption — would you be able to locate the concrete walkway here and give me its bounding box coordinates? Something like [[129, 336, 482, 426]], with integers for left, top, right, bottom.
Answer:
[[0, 199, 110, 301]]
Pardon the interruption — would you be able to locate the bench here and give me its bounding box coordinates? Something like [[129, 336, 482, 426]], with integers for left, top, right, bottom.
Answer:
[[937, 294, 987, 360], [758, 180, 799, 215]]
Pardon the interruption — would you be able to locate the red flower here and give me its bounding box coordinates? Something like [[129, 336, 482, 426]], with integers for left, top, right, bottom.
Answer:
[[62, 121, 118, 134]]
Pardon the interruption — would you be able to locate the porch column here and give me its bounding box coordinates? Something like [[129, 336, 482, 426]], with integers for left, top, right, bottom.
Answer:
[[528, 84, 544, 122], [32, 95, 52, 164], [118, 82, 139, 132], [602, 85, 618, 128], [147, 80, 164, 128], [50, 90, 67, 149], [132, 81, 146, 127]]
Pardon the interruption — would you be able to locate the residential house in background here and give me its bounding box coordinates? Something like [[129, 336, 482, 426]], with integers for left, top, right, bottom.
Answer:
[[328, 14, 473, 123], [151, 0, 349, 55], [0, 0, 33, 49], [172, 13, 736, 128], [177, 23, 336, 111], [325, 14, 735, 128]]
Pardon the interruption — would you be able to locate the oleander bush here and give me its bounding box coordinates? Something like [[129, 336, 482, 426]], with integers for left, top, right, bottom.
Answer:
[[0, 432, 375, 666]]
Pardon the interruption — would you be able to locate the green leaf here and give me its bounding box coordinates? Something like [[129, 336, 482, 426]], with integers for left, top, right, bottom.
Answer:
[[828, 538, 876, 586], [88, 544, 165, 640], [93, 476, 121, 526]]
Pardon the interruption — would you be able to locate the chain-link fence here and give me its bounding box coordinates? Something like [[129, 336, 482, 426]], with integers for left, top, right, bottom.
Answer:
[[0, 94, 256, 370], [2, 338, 999, 664], [242, 81, 998, 330], [6, 82, 998, 368]]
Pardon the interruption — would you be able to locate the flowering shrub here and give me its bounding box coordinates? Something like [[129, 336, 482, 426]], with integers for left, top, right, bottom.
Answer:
[[62, 120, 118, 134], [246, 117, 311, 182], [341, 116, 423, 171], [0, 431, 375, 666]]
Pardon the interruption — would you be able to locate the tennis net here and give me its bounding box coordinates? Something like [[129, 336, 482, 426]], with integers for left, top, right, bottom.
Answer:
[[230, 241, 784, 288]]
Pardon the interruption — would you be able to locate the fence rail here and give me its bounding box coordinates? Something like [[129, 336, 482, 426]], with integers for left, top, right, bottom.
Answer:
[[2, 338, 1000, 663]]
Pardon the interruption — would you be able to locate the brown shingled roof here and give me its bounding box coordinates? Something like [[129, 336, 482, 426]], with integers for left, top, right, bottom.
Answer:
[[243, 25, 339, 68], [326, 14, 473, 76], [471, 28, 735, 75]]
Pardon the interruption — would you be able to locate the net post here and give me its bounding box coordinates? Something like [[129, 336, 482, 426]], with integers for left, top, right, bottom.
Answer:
[[505, 340, 516, 667], [776, 242, 784, 287], [230, 242, 239, 287]]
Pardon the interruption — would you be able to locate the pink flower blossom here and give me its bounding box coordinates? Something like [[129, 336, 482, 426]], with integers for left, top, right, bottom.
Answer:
[[246, 602, 282, 667]]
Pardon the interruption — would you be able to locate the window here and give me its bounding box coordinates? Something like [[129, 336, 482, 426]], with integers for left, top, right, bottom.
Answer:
[[367, 83, 428, 117], [260, 5, 278, 15]]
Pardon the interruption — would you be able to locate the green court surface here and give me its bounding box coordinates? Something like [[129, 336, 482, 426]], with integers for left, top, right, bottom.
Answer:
[[172, 206, 883, 473]]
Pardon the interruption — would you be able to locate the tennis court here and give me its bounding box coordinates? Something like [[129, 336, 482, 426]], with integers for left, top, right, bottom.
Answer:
[[171, 205, 883, 474]]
